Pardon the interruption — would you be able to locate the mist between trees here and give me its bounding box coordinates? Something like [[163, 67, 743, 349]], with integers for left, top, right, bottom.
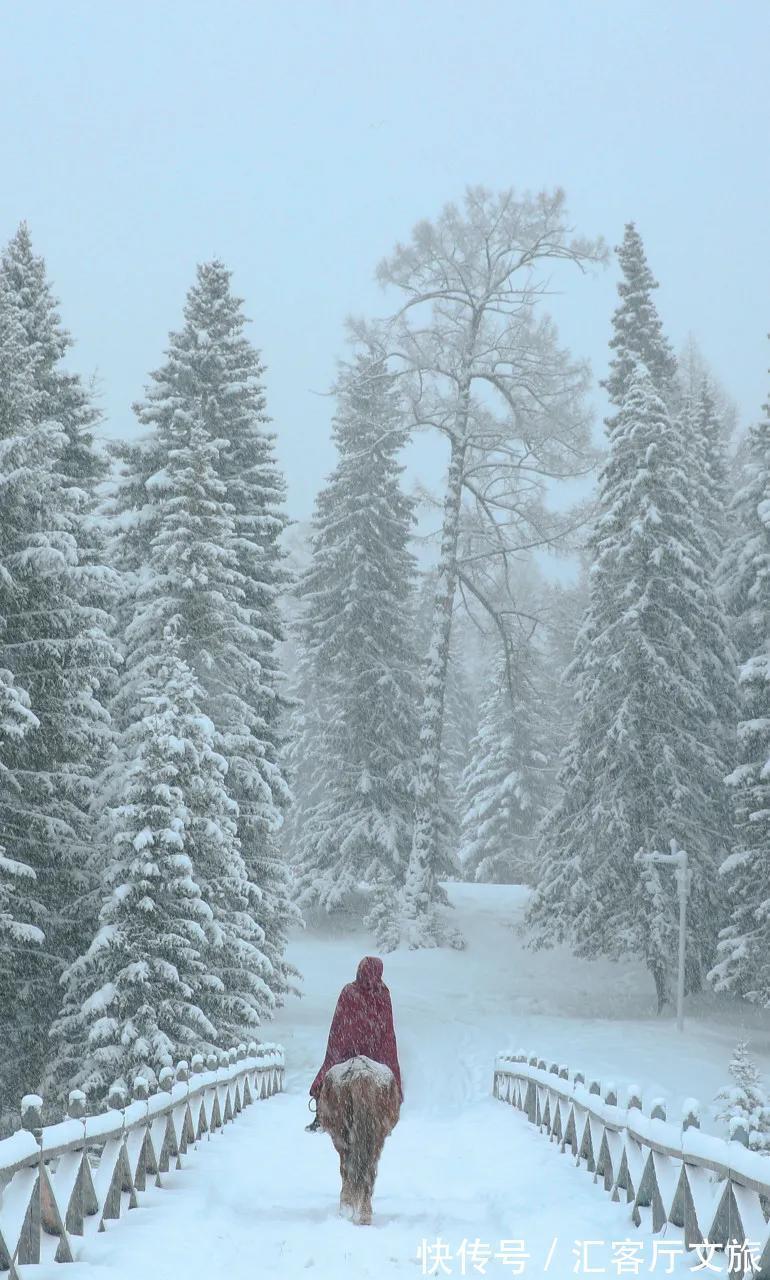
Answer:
[[0, 187, 767, 1123]]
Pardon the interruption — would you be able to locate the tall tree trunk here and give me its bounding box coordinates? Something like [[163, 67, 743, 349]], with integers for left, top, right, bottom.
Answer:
[[652, 963, 669, 1015], [400, 433, 467, 947]]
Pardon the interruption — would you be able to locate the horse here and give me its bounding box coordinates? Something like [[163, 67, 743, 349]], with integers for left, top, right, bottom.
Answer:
[[316, 1054, 401, 1224]]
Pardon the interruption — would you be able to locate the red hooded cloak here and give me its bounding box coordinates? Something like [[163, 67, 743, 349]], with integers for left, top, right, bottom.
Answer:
[[310, 956, 403, 1102]]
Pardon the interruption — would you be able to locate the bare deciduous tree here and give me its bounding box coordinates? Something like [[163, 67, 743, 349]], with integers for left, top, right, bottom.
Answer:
[[369, 186, 606, 948]]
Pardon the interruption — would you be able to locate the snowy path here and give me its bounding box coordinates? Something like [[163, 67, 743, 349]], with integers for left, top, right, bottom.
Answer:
[[44, 1080, 672, 1280], [36, 883, 764, 1278]]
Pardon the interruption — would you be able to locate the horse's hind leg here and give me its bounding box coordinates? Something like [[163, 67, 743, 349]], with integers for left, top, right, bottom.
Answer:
[[354, 1128, 386, 1225], [338, 1148, 356, 1219], [356, 1189, 372, 1227], [349, 1175, 369, 1226]]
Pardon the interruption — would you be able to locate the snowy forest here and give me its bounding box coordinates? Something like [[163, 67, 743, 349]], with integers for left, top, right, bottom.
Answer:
[[1, 183, 768, 1130]]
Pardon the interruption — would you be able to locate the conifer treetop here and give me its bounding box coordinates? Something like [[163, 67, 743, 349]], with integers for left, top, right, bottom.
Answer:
[[602, 221, 677, 413], [1, 222, 104, 487]]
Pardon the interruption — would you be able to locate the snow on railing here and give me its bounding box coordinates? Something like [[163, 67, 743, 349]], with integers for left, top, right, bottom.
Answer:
[[494, 1051, 770, 1274], [0, 1042, 284, 1274]]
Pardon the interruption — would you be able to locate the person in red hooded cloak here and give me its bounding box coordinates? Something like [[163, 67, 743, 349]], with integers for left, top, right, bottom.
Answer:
[[306, 956, 403, 1130]]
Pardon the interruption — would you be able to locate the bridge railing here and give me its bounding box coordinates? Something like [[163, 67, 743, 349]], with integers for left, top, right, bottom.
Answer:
[[0, 1041, 284, 1274], [494, 1050, 770, 1276]]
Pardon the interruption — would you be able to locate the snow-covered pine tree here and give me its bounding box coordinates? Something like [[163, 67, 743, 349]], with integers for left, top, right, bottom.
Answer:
[[459, 639, 549, 885], [603, 233, 736, 762], [280, 641, 324, 861], [205, 263, 298, 999], [0, 668, 42, 1127], [527, 363, 731, 1009], [0, 296, 46, 1069], [677, 387, 738, 809], [678, 339, 738, 618], [539, 578, 586, 784], [0, 235, 116, 1099], [1, 224, 107, 494], [714, 1041, 770, 1152], [293, 346, 420, 948], [50, 628, 255, 1102], [694, 377, 731, 561], [112, 260, 298, 1013], [673, 362, 737, 922], [710, 373, 770, 1003], [673, 352, 731, 566], [601, 221, 678, 415]]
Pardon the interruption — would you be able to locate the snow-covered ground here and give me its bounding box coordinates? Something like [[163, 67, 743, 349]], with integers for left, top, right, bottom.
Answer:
[[37, 883, 770, 1278], [279, 882, 770, 1136]]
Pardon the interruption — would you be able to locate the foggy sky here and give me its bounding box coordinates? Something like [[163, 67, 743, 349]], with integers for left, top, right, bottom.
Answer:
[[2, 0, 768, 518]]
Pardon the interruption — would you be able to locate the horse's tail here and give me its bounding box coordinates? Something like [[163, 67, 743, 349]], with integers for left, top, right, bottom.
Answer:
[[347, 1073, 382, 1181]]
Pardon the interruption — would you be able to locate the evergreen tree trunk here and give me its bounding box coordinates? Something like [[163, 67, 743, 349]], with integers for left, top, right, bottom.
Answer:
[[653, 966, 668, 1015]]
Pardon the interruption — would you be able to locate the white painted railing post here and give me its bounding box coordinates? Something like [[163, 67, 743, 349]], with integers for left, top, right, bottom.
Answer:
[[20, 1094, 44, 1266]]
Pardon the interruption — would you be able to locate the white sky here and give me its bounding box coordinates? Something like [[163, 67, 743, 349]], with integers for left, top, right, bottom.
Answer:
[[2, 0, 768, 518]]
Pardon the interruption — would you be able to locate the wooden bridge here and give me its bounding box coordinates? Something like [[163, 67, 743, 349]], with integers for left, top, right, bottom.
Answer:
[[495, 1052, 770, 1278], [2, 1041, 770, 1277], [0, 1044, 284, 1277]]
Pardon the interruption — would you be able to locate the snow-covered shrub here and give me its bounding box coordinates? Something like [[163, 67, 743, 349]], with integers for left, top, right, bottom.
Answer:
[[715, 1040, 770, 1152]]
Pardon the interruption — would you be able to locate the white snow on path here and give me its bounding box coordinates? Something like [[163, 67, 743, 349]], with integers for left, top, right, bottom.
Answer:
[[36, 883, 770, 1278], [39, 1084, 680, 1280]]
